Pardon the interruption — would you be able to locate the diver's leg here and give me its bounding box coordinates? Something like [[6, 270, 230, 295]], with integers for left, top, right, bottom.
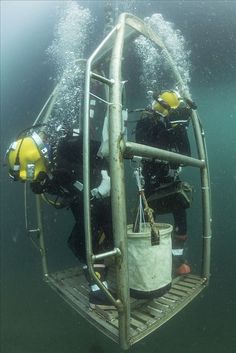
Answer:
[[83, 199, 115, 310], [67, 202, 87, 263], [172, 208, 191, 275]]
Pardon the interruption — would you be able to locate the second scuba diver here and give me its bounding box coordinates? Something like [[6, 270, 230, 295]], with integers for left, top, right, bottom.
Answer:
[[6, 128, 115, 309], [135, 89, 197, 275]]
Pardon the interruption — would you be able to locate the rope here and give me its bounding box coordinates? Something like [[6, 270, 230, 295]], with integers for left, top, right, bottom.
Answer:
[[140, 190, 160, 245], [133, 169, 160, 245]]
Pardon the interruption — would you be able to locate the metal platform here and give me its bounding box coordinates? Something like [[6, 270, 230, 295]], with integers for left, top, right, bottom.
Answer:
[[47, 266, 207, 346]]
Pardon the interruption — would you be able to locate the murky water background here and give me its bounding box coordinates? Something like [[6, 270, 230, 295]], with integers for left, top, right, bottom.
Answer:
[[1, 1, 236, 352]]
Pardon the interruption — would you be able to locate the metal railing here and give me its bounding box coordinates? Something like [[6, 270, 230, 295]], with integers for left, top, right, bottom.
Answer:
[[32, 13, 212, 350], [82, 13, 212, 349]]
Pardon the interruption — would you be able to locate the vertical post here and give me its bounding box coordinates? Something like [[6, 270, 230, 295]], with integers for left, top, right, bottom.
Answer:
[[83, 58, 92, 263], [191, 111, 212, 279], [35, 195, 49, 278], [109, 15, 130, 350], [83, 26, 122, 306], [83, 26, 118, 269]]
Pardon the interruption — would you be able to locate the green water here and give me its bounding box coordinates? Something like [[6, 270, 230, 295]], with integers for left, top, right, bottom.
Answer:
[[1, 1, 236, 352], [2, 83, 235, 353]]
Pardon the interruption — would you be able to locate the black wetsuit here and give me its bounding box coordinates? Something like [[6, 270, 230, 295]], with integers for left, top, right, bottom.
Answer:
[[135, 108, 191, 236], [31, 134, 113, 263]]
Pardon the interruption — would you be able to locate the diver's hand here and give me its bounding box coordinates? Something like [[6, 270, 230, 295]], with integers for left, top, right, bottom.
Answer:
[[30, 181, 45, 194], [184, 97, 197, 110], [30, 172, 49, 194], [145, 106, 154, 113], [91, 170, 110, 199]]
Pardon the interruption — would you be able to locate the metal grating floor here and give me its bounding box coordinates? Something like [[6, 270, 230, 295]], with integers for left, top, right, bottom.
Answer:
[[47, 266, 207, 345]]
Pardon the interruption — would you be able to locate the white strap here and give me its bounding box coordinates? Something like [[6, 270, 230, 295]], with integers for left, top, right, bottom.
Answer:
[[170, 120, 189, 124], [31, 132, 50, 161], [172, 248, 184, 256], [73, 180, 83, 191], [91, 281, 108, 292]]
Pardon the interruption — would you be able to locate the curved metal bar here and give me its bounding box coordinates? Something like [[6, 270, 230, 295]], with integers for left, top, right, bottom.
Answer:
[[33, 84, 60, 126], [191, 110, 212, 279]]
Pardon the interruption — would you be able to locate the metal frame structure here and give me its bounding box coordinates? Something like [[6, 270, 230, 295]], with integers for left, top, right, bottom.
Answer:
[[30, 13, 212, 350]]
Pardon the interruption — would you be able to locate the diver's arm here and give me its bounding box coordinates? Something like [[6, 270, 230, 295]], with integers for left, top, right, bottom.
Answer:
[[30, 172, 51, 194], [91, 170, 110, 199], [30, 170, 72, 196]]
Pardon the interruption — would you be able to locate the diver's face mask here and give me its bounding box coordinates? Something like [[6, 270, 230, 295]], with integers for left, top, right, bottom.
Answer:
[[6, 131, 51, 182]]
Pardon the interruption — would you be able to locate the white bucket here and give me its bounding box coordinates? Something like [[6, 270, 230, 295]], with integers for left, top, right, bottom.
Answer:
[[127, 223, 173, 298]]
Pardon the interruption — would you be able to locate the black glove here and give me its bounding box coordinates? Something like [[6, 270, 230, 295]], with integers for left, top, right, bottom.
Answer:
[[145, 106, 154, 113], [30, 181, 45, 194], [184, 97, 197, 110], [30, 172, 49, 194]]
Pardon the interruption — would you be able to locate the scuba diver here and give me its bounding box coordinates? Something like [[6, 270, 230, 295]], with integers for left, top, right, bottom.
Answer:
[[5, 127, 115, 309], [135, 90, 197, 276]]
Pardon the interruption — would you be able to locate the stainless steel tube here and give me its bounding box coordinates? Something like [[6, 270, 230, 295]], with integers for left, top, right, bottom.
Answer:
[[124, 141, 205, 168], [109, 13, 130, 350]]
